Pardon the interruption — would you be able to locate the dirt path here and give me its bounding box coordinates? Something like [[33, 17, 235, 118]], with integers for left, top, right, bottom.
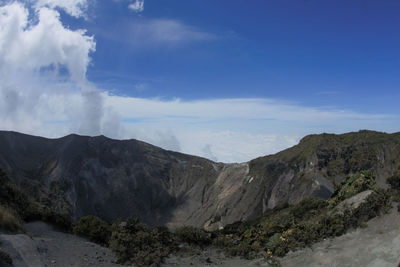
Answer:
[[0, 222, 122, 267]]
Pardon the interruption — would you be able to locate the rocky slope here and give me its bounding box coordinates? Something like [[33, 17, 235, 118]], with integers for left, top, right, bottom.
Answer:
[[0, 130, 398, 230]]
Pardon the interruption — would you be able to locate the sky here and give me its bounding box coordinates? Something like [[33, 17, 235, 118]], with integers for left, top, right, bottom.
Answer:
[[0, 0, 399, 162]]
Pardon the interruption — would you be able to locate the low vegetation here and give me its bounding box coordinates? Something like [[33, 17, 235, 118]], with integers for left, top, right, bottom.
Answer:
[[0, 169, 72, 232], [0, 204, 23, 233], [73, 215, 111, 245], [328, 171, 379, 205], [109, 219, 176, 266], [175, 226, 211, 246]]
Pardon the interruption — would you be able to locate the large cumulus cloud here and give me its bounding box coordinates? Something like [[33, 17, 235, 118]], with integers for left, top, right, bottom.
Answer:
[[0, 1, 118, 137]]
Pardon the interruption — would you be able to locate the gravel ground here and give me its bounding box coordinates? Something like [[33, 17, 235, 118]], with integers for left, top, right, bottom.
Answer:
[[163, 246, 270, 267], [0, 222, 122, 267]]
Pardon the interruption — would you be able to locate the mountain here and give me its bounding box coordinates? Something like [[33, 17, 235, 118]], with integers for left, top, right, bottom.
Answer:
[[0, 130, 398, 230]]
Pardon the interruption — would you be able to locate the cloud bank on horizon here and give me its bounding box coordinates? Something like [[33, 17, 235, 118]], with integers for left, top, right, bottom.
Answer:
[[0, 0, 398, 163]]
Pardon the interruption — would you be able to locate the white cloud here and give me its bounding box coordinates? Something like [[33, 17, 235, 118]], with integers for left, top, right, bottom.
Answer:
[[102, 96, 398, 162], [34, 0, 90, 18], [0, 2, 95, 84], [128, 0, 144, 13], [0, 1, 108, 138]]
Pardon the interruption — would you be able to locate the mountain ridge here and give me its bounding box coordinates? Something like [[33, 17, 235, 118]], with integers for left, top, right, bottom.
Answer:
[[0, 130, 398, 230]]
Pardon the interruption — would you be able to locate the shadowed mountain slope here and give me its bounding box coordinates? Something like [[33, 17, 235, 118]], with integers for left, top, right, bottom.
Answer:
[[0, 130, 398, 230]]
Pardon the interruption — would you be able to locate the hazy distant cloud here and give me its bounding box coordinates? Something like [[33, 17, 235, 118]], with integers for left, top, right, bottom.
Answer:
[[128, 0, 144, 12], [7, 89, 395, 162], [315, 90, 342, 96], [102, 96, 398, 162], [124, 19, 215, 47], [202, 144, 218, 162], [138, 19, 213, 44], [95, 17, 215, 48], [0, 88, 398, 162], [134, 83, 147, 92], [127, 128, 181, 152]]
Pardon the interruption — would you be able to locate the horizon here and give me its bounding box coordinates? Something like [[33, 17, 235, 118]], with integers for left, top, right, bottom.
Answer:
[[0, 0, 399, 162], [0, 128, 396, 164]]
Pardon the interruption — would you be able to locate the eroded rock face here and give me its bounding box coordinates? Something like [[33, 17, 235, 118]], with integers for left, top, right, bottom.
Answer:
[[0, 130, 398, 228]]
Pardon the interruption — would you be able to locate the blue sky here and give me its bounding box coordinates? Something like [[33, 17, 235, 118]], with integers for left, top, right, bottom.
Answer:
[[0, 0, 399, 162], [81, 0, 400, 113]]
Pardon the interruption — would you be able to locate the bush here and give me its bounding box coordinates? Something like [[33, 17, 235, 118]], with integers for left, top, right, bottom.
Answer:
[[175, 226, 211, 246], [0, 204, 23, 233], [221, 221, 250, 235], [267, 233, 288, 257], [330, 171, 378, 205], [351, 189, 391, 223], [290, 198, 328, 220], [73, 215, 111, 245], [109, 219, 176, 266]]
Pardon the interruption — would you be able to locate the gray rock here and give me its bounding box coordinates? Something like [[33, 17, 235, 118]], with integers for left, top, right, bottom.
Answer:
[[336, 190, 374, 214]]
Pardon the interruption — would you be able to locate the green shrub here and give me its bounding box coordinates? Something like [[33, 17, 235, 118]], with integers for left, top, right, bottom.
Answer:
[[175, 226, 211, 246], [266, 233, 287, 257], [290, 198, 328, 220], [351, 188, 391, 222], [221, 221, 250, 235], [330, 171, 378, 205], [73, 215, 111, 244], [0, 205, 23, 233], [36, 205, 72, 231], [109, 219, 176, 266]]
